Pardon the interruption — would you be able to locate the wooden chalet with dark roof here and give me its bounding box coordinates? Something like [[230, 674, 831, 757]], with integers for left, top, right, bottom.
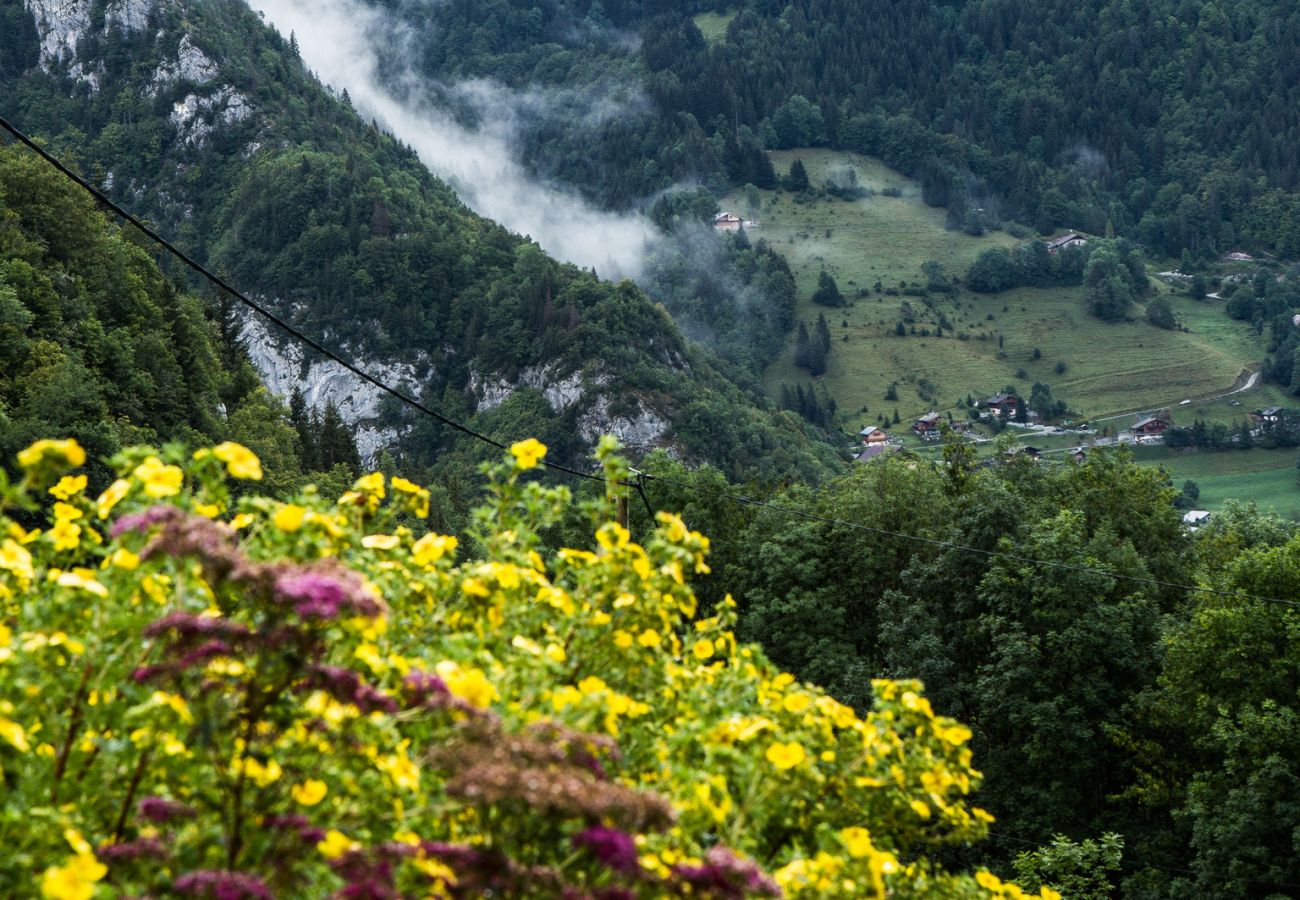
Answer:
[[1045, 232, 1087, 254], [982, 392, 1019, 417], [913, 411, 942, 438], [1131, 414, 1172, 436], [1252, 406, 1284, 428]]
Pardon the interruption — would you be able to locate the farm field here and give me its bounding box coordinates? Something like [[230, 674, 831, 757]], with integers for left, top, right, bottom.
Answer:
[[1132, 445, 1300, 517], [734, 150, 1268, 428]]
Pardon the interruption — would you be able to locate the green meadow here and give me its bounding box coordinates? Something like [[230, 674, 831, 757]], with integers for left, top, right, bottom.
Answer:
[[692, 11, 737, 44], [1132, 445, 1300, 518], [728, 150, 1266, 427]]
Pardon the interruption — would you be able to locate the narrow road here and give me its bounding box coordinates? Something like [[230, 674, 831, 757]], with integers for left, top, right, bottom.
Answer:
[[1089, 368, 1261, 425]]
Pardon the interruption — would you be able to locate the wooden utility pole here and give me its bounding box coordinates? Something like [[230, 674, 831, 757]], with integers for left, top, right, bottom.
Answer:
[[615, 488, 629, 531]]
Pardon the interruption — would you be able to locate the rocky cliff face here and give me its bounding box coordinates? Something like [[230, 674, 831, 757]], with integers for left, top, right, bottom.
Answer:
[[240, 313, 431, 462]]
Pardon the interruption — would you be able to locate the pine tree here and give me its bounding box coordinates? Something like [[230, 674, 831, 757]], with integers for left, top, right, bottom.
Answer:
[[785, 159, 810, 192], [815, 312, 832, 352], [318, 401, 362, 473], [289, 387, 316, 470], [794, 321, 812, 369], [812, 271, 844, 307]]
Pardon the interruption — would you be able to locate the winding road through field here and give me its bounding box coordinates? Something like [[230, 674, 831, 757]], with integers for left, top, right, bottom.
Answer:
[[1089, 368, 1261, 425]]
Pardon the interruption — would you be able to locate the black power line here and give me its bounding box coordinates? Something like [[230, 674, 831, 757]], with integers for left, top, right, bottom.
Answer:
[[0, 114, 607, 487]]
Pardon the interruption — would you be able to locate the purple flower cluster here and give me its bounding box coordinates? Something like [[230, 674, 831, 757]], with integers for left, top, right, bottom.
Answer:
[[402, 670, 450, 708], [327, 842, 422, 900], [304, 665, 398, 714], [275, 567, 383, 620], [572, 826, 639, 876], [137, 796, 197, 823], [172, 871, 272, 900], [670, 847, 781, 898], [143, 613, 252, 642], [97, 838, 168, 862], [111, 505, 184, 538], [263, 813, 325, 845], [132, 638, 233, 683]]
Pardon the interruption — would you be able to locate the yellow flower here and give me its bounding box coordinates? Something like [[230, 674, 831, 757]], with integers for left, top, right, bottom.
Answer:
[[692, 639, 715, 660], [435, 661, 497, 709], [52, 502, 82, 521], [55, 570, 108, 597], [293, 779, 328, 806], [353, 472, 385, 498], [150, 691, 194, 723], [413, 533, 458, 566], [461, 577, 490, 598], [783, 693, 812, 714], [274, 504, 306, 532], [910, 799, 932, 820], [133, 456, 184, 499], [0, 539, 34, 585], [839, 826, 874, 859], [236, 756, 282, 787], [636, 629, 662, 648], [318, 829, 359, 860], [19, 438, 86, 471], [578, 675, 608, 695], [0, 716, 30, 752], [96, 479, 131, 519], [49, 475, 87, 501], [40, 852, 105, 900], [509, 438, 547, 470], [212, 442, 264, 480], [362, 534, 400, 550], [378, 752, 420, 791], [613, 630, 634, 649], [391, 476, 431, 517], [49, 519, 81, 552], [765, 741, 806, 770]]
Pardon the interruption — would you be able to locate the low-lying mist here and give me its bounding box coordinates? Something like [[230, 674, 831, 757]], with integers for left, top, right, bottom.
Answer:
[[248, 0, 655, 280]]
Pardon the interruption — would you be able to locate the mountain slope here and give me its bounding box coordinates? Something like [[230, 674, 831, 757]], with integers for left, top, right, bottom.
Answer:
[[0, 0, 837, 482]]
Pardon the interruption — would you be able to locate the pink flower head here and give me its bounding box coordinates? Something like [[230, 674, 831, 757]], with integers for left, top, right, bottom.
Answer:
[[275, 569, 383, 620], [305, 665, 398, 714], [138, 796, 197, 823], [671, 847, 780, 898], [173, 871, 272, 900], [572, 826, 639, 876]]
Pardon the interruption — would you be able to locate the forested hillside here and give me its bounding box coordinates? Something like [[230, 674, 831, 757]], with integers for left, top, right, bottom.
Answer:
[[0, 0, 838, 485], [0, 142, 361, 493], [375, 0, 1300, 259]]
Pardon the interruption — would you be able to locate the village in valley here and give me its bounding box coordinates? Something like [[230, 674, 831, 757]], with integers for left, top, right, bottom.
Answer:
[[716, 147, 1300, 519]]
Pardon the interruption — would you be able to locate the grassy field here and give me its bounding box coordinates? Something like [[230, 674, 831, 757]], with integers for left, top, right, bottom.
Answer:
[[692, 11, 736, 44], [1131, 445, 1300, 518], [731, 150, 1268, 430]]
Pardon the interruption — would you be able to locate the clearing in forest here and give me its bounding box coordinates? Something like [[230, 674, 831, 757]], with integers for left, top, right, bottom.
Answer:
[[735, 149, 1265, 425]]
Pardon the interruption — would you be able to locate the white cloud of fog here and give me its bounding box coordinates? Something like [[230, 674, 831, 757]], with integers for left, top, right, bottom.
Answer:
[[248, 0, 655, 279]]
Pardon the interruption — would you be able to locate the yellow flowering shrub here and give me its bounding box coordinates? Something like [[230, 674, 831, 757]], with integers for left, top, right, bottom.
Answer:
[[0, 437, 1053, 899]]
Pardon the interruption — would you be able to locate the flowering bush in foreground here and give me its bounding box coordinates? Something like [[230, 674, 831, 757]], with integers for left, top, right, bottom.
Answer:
[[0, 436, 1055, 899]]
